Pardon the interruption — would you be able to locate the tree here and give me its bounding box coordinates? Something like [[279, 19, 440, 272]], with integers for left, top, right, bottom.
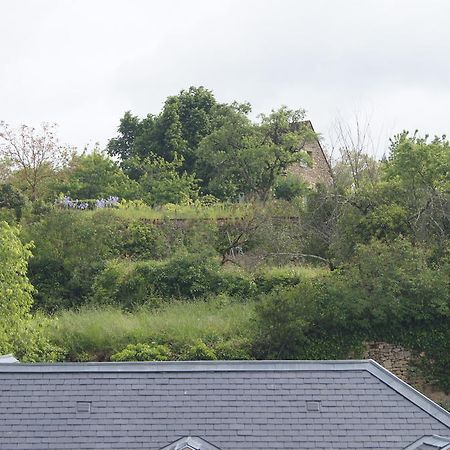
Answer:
[[384, 131, 450, 244], [106, 111, 144, 161], [57, 151, 140, 200], [107, 86, 250, 174], [0, 221, 57, 360], [134, 153, 199, 205], [196, 107, 315, 200], [0, 122, 72, 201], [329, 116, 380, 189], [0, 183, 29, 220]]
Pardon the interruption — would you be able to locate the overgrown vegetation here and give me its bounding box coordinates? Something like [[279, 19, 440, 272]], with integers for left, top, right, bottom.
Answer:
[[0, 87, 448, 397]]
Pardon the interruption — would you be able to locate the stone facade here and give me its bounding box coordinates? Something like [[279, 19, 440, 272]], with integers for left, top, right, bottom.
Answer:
[[288, 121, 333, 186]]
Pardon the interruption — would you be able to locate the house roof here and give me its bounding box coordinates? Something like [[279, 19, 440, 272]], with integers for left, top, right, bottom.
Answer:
[[1, 359, 449, 450]]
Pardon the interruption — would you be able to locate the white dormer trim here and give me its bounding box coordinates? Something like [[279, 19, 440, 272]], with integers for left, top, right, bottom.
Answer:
[[403, 434, 450, 449], [160, 436, 221, 450]]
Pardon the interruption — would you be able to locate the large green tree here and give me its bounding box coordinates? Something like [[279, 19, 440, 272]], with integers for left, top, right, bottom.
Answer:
[[196, 107, 315, 200], [107, 86, 250, 175]]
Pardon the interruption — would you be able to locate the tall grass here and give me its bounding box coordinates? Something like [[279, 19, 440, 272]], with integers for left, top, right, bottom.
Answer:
[[45, 298, 256, 361], [83, 202, 253, 221]]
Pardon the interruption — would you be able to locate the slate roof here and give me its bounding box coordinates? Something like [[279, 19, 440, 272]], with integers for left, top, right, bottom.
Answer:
[[0, 359, 449, 450]]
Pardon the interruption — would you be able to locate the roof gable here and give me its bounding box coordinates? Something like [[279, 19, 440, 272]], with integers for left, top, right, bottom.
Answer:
[[161, 436, 221, 450]]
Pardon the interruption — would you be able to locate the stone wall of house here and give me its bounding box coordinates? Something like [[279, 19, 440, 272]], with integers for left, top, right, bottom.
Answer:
[[289, 136, 333, 186]]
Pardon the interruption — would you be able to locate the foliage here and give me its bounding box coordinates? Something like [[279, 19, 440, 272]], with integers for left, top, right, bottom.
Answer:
[[45, 299, 255, 361], [56, 152, 140, 200], [91, 254, 256, 308], [0, 183, 29, 220], [256, 239, 450, 383], [384, 132, 450, 244], [129, 153, 199, 206], [254, 266, 321, 294], [24, 210, 126, 311], [111, 343, 171, 361], [274, 174, 308, 201], [182, 339, 217, 360], [0, 122, 71, 201], [196, 107, 314, 200], [0, 222, 59, 361], [108, 87, 248, 174]]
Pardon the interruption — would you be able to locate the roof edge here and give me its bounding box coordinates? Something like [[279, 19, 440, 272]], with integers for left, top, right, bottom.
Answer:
[[366, 360, 450, 429], [0, 359, 373, 373]]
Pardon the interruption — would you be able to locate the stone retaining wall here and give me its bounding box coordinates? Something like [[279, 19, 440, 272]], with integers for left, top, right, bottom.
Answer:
[[363, 341, 413, 381]]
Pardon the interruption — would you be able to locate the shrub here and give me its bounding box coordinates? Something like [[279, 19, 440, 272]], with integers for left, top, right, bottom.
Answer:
[[0, 222, 60, 361], [255, 275, 363, 360], [274, 174, 307, 201], [92, 254, 257, 307], [214, 268, 257, 299], [121, 220, 167, 259], [24, 209, 126, 311], [255, 239, 450, 390], [214, 338, 253, 360], [254, 266, 315, 294], [111, 343, 171, 362], [182, 339, 217, 360], [0, 183, 29, 220], [148, 253, 221, 299], [91, 259, 161, 309]]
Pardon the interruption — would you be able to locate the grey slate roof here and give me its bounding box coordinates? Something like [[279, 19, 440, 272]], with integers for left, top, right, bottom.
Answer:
[[0, 359, 449, 450]]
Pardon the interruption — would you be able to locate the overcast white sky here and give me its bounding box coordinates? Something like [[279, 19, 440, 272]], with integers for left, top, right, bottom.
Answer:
[[1, 0, 450, 156]]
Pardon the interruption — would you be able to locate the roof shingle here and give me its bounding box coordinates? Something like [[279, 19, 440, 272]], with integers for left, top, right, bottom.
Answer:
[[0, 360, 449, 450]]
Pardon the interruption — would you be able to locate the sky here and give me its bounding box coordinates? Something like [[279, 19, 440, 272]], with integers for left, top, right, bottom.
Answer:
[[1, 0, 450, 157]]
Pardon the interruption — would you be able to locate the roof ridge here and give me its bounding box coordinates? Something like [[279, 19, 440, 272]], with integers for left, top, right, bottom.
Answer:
[[0, 359, 373, 372]]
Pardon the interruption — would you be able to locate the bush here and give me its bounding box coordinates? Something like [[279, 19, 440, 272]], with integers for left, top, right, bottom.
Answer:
[[182, 339, 217, 360], [255, 275, 363, 360], [92, 254, 257, 307], [254, 266, 317, 294], [0, 183, 29, 220], [111, 343, 171, 361], [214, 338, 253, 360], [274, 174, 307, 201], [121, 220, 167, 259], [0, 222, 61, 362], [255, 239, 450, 390], [24, 210, 126, 311]]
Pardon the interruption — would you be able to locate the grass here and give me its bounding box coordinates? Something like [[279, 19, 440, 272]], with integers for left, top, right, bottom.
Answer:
[[83, 202, 254, 221], [75, 199, 304, 222], [255, 265, 326, 279], [45, 297, 256, 361]]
